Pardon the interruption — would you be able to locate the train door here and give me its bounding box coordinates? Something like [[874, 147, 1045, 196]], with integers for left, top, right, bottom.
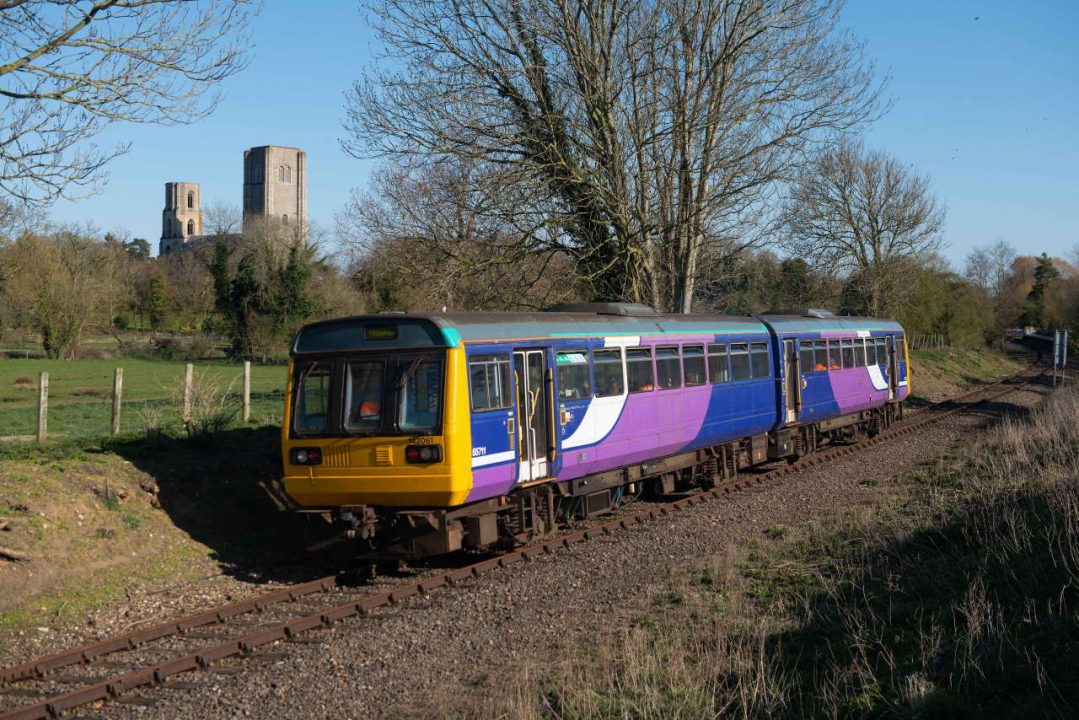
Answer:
[[783, 339, 802, 424], [885, 336, 898, 400], [513, 350, 551, 483]]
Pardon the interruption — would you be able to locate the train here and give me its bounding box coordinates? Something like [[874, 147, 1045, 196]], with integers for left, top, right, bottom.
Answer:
[[281, 303, 909, 557]]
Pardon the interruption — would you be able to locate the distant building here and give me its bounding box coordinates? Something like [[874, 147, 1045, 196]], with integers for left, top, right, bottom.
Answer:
[[243, 145, 307, 233], [158, 145, 306, 256], [159, 182, 203, 256]]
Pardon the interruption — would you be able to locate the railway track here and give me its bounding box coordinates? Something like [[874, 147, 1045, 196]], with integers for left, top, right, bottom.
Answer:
[[0, 355, 1050, 720]]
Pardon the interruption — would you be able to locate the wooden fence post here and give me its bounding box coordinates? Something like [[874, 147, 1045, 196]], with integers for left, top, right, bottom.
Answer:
[[36, 372, 48, 445], [243, 360, 251, 423], [182, 363, 194, 423], [111, 367, 124, 436]]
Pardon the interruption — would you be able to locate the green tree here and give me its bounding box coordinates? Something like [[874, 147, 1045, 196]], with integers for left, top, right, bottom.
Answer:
[[145, 271, 170, 330], [1021, 253, 1060, 328], [126, 238, 151, 260], [272, 244, 317, 339]]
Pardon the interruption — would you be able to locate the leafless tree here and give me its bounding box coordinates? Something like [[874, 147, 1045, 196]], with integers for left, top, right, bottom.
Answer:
[[0, 194, 45, 240], [203, 201, 243, 238], [337, 158, 578, 311], [343, 0, 883, 312], [964, 239, 1017, 298], [780, 138, 944, 317], [0, 0, 258, 204]]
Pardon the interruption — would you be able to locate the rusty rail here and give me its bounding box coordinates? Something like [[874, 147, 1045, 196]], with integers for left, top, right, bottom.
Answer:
[[0, 360, 1049, 720]]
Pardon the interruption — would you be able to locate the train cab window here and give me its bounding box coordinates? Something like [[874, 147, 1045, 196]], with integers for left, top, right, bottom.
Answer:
[[841, 339, 854, 368], [730, 343, 751, 381], [344, 360, 385, 432], [750, 342, 770, 378], [294, 362, 332, 434], [656, 346, 682, 389], [469, 354, 511, 411], [683, 345, 706, 386], [800, 341, 814, 373], [397, 357, 443, 432], [556, 350, 591, 400], [827, 340, 842, 371], [814, 340, 828, 371], [593, 348, 625, 396], [627, 348, 655, 392], [853, 339, 867, 367], [877, 338, 888, 364], [708, 344, 729, 383]]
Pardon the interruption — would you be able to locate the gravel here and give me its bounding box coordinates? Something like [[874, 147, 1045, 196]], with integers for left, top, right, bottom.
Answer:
[[12, 375, 1051, 719]]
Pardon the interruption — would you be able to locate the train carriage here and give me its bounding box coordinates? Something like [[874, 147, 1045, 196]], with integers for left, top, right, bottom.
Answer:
[[283, 304, 909, 556]]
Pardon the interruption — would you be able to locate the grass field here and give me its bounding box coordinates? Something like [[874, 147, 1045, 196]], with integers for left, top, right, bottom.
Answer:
[[0, 359, 288, 438]]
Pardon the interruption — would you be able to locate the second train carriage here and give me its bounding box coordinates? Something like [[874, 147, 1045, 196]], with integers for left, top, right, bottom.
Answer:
[[282, 304, 909, 556]]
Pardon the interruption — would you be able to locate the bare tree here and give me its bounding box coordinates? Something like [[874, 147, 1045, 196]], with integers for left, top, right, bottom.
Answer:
[[344, 0, 883, 312], [0, 195, 45, 241], [780, 139, 944, 317], [965, 239, 1017, 298], [337, 158, 578, 311], [203, 201, 243, 238], [0, 0, 258, 204]]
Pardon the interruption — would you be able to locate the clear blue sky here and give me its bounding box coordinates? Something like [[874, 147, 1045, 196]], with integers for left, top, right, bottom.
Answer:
[[46, 0, 1078, 266]]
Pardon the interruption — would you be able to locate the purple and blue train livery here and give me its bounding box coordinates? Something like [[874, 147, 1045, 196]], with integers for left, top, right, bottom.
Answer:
[[282, 304, 909, 556]]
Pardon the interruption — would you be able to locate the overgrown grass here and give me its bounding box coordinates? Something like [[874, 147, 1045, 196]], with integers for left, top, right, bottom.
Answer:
[[907, 347, 1023, 404], [509, 387, 1079, 719], [0, 358, 286, 438]]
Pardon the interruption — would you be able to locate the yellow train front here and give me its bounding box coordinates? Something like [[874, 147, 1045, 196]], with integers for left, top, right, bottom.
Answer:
[[281, 315, 477, 556]]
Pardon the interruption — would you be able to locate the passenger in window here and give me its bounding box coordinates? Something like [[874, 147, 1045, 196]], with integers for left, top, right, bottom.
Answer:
[[603, 377, 623, 396]]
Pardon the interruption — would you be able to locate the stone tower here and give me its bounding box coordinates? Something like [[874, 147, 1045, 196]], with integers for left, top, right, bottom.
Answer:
[[159, 182, 203, 256], [242, 145, 307, 238]]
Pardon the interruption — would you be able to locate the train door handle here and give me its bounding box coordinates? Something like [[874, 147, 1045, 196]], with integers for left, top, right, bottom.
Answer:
[[507, 418, 515, 435]]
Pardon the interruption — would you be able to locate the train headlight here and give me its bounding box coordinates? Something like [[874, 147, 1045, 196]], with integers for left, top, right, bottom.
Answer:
[[405, 444, 442, 464], [291, 447, 322, 465]]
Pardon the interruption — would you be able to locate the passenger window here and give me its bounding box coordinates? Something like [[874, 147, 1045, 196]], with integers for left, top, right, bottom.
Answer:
[[814, 340, 828, 371], [627, 348, 655, 392], [656, 346, 682, 390], [398, 357, 443, 432], [750, 342, 770, 378], [294, 361, 332, 434], [683, 345, 706, 386], [800, 342, 814, 374], [469, 354, 511, 411], [708, 343, 729, 383], [593, 348, 625, 397], [827, 340, 841, 371], [730, 343, 751, 381], [556, 350, 591, 400], [345, 360, 385, 432], [841, 339, 853, 369], [854, 339, 866, 367]]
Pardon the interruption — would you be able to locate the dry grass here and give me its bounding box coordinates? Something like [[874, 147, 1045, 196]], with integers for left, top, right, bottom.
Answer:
[[498, 388, 1079, 719]]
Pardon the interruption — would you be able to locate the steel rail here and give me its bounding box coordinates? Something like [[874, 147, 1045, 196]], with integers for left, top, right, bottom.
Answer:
[[0, 359, 1049, 720]]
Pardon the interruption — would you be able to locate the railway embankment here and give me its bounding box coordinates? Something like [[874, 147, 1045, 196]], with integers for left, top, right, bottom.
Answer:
[[512, 380, 1077, 718], [0, 427, 331, 666]]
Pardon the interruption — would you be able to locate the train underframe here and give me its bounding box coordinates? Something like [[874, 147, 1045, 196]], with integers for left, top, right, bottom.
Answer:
[[309, 401, 903, 558]]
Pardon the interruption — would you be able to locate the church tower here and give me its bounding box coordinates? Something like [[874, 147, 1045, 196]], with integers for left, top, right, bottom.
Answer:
[[159, 182, 203, 256], [242, 146, 307, 240]]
